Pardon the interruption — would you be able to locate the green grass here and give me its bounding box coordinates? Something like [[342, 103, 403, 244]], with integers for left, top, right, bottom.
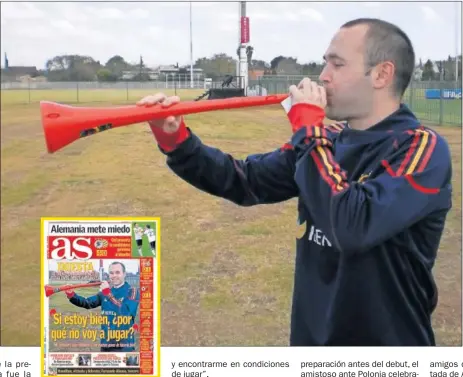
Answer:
[[1, 89, 461, 347]]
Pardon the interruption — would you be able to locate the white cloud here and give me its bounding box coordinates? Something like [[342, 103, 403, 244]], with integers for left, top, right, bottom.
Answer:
[[268, 33, 284, 43], [300, 8, 324, 22], [250, 12, 278, 21], [283, 12, 299, 22], [58, 4, 91, 23], [157, 2, 187, 7], [129, 9, 150, 19], [97, 7, 126, 20], [148, 26, 163, 40], [1, 2, 45, 19], [220, 13, 238, 21], [421, 6, 441, 22], [274, 2, 323, 10], [363, 2, 382, 8], [50, 20, 77, 34], [219, 23, 236, 33], [194, 2, 220, 8], [158, 1, 217, 8], [154, 1, 224, 8], [14, 25, 52, 39]]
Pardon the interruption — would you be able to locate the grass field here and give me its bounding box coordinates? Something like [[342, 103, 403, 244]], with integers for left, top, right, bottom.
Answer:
[[1, 88, 461, 346]]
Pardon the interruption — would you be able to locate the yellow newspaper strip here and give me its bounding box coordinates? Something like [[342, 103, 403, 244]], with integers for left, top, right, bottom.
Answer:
[[40, 217, 161, 377]]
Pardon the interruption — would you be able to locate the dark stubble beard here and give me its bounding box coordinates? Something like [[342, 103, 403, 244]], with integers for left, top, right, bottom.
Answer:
[[325, 102, 346, 122]]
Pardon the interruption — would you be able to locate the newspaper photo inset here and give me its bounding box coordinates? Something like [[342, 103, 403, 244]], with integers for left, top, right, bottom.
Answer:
[[41, 217, 160, 377]]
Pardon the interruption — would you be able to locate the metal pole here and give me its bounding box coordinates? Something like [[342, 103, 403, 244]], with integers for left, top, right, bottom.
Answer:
[[241, 1, 245, 90], [237, 2, 241, 82], [190, 2, 194, 89], [239, 1, 248, 93], [455, 2, 459, 82]]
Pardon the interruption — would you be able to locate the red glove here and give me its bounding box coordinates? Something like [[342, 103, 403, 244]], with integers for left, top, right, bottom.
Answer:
[[287, 103, 325, 134], [65, 289, 75, 299], [101, 288, 111, 296], [149, 118, 190, 152]]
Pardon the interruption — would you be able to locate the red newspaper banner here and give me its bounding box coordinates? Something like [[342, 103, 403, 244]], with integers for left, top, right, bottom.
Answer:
[[41, 217, 160, 377], [139, 258, 154, 375], [241, 16, 250, 43]]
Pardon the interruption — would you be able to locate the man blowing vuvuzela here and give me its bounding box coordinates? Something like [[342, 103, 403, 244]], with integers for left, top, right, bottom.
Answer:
[[135, 18, 453, 346], [65, 261, 140, 352]]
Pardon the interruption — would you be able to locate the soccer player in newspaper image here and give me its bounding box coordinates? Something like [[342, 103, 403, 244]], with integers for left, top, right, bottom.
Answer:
[[65, 260, 140, 352], [133, 223, 144, 256], [144, 225, 156, 257], [131, 221, 158, 258], [42, 219, 159, 376]]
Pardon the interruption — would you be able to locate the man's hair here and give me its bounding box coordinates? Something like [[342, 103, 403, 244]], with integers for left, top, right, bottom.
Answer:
[[109, 261, 126, 273], [341, 18, 415, 98]]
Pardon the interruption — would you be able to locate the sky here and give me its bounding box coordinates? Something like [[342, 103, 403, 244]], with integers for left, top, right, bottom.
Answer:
[[1, 1, 461, 70]]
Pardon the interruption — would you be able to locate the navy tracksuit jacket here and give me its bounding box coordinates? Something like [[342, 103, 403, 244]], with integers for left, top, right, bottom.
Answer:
[[69, 282, 139, 351], [154, 103, 453, 346]]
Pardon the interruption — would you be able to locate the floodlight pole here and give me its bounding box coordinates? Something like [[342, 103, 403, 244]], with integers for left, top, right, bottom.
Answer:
[[238, 1, 249, 95], [455, 2, 460, 82], [190, 2, 194, 89]]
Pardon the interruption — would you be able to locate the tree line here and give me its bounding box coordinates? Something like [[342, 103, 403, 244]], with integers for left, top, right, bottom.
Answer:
[[27, 50, 463, 82]]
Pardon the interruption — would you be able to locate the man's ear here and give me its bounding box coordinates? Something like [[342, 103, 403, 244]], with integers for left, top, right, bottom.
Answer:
[[370, 61, 395, 90]]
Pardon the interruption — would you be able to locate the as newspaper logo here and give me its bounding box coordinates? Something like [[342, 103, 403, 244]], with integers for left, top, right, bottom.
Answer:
[[41, 217, 161, 377], [49, 237, 94, 260]]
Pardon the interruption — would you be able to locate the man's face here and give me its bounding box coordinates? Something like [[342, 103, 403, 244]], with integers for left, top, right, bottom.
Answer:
[[109, 263, 125, 286], [319, 24, 374, 122]]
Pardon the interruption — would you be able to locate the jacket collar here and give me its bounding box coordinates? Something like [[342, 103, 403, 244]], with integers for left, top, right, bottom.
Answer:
[[344, 103, 420, 133]]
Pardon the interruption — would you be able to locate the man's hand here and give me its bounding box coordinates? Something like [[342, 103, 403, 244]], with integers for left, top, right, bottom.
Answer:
[[100, 281, 110, 290], [137, 93, 190, 152], [136, 93, 182, 133], [286, 78, 327, 134], [289, 78, 327, 109], [100, 281, 110, 296]]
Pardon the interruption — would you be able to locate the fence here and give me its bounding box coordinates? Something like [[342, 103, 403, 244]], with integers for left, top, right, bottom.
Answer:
[[0, 80, 210, 107], [249, 76, 462, 126], [1, 76, 461, 126], [0, 79, 208, 91]]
